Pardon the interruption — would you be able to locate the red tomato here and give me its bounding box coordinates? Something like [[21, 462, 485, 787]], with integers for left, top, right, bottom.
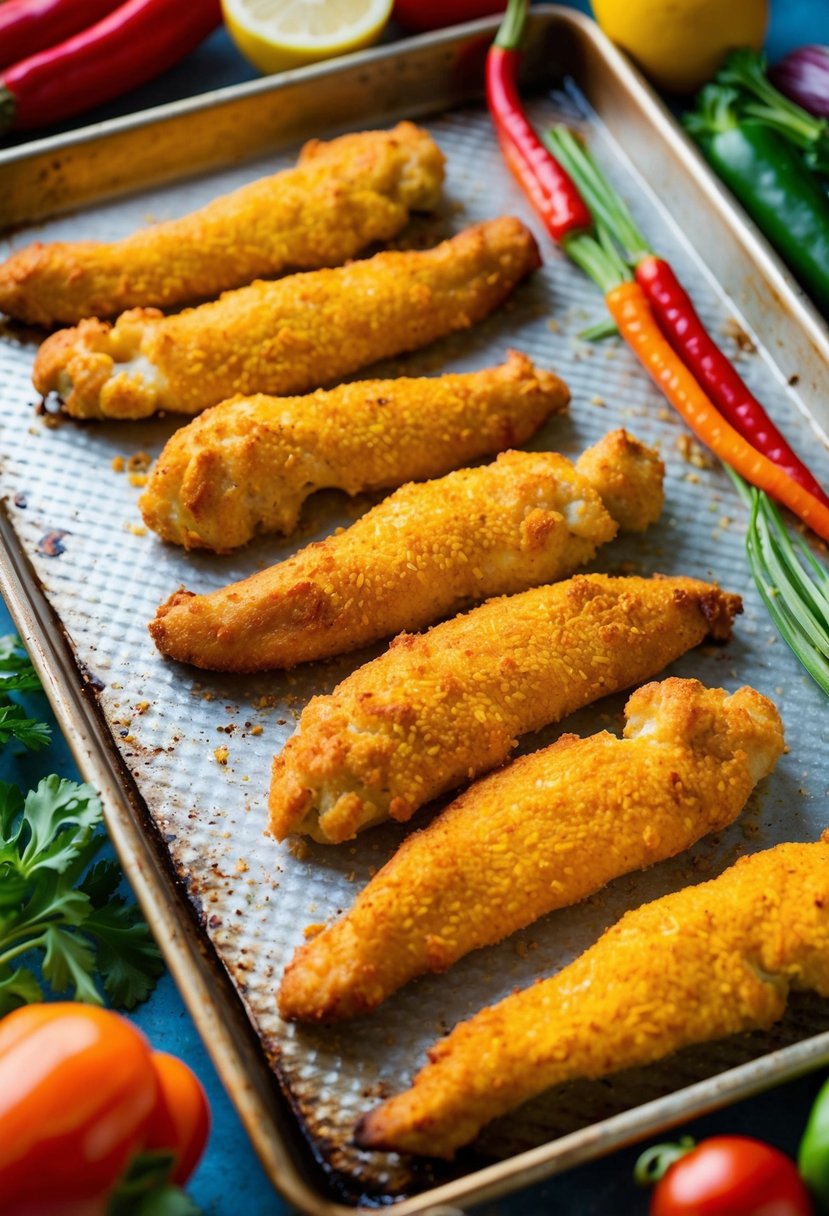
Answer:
[[650, 1136, 814, 1216], [144, 1051, 211, 1185], [393, 0, 506, 33], [0, 1004, 158, 1211]]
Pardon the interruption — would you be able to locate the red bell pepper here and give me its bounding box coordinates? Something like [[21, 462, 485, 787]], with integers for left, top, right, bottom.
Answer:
[[0, 0, 122, 72], [0, 0, 222, 134]]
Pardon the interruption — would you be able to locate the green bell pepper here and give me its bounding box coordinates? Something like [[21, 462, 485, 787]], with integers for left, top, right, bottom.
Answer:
[[800, 1076, 829, 1213], [685, 86, 829, 313]]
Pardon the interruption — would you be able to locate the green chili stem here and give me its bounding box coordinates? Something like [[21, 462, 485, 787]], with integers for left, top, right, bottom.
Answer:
[[634, 1137, 696, 1186], [493, 0, 528, 51]]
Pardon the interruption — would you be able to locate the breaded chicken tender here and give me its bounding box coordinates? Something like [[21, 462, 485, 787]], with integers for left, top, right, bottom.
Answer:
[[32, 218, 540, 420], [149, 431, 664, 671], [0, 123, 445, 326], [356, 836, 829, 1158], [139, 352, 570, 551], [268, 574, 742, 844], [279, 679, 784, 1022]]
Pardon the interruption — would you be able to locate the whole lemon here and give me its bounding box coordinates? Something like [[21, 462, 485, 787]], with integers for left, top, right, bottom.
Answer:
[[592, 0, 768, 93]]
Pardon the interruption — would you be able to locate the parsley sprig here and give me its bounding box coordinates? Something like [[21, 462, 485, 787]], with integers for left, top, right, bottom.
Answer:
[[0, 636, 163, 1014]]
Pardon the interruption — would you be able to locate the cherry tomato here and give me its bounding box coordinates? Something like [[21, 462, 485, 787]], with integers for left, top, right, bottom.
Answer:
[[650, 1136, 814, 1216], [393, 0, 506, 33], [144, 1051, 211, 1185]]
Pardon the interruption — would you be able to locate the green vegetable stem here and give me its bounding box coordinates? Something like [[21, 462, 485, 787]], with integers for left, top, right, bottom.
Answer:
[[800, 1076, 829, 1214], [685, 86, 829, 312], [717, 48, 829, 176]]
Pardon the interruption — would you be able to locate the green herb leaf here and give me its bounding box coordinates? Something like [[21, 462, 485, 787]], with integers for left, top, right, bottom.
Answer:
[[114, 1185, 203, 1216], [41, 923, 102, 1005], [0, 771, 163, 1009], [18, 775, 102, 875], [0, 635, 42, 692], [0, 780, 25, 857], [108, 1151, 203, 1216], [84, 901, 165, 1010], [0, 966, 43, 1016], [79, 858, 124, 907], [0, 704, 51, 751]]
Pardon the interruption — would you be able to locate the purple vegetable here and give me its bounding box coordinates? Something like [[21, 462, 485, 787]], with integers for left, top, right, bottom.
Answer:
[[770, 45, 829, 119]]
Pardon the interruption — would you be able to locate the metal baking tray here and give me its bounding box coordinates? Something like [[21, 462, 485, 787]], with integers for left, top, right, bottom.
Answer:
[[1, 8, 829, 1213]]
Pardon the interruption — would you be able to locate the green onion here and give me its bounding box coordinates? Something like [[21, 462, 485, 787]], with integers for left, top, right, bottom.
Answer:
[[727, 468, 829, 694], [544, 126, 651, 262]]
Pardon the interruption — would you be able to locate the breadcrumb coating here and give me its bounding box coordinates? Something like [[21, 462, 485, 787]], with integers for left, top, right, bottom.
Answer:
[[32, 218, 541, 420], [573, 426, 664, 533], [268, 574, 742, 844], [149, 432, 663, 671], [139, 352, 570, 551], [279, 678, 784, 1022], [0, 123, 445, 326], [356, 836, 829, 1158]]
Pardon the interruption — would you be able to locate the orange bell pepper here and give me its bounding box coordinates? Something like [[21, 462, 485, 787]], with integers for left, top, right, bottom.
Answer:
[[0, 1003, 210, 1215], [145, 1051, 210, 1186], [0, 1003, 157, 1214]]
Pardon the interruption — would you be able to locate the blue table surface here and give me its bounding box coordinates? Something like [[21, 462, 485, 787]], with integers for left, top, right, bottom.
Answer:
[[4, 2, 829, 1213]]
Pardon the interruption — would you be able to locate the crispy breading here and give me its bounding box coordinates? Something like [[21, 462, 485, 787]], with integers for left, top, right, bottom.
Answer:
[[573, 425, 664, 532], [279, 679, 784, 1022], [0, 123, 445, 326], [32, 218, 541, 420], [356, 836, 829, 1158], [268, 574, 742, 844], [148, 432, 663, 671], [138, 352, 570, 551]]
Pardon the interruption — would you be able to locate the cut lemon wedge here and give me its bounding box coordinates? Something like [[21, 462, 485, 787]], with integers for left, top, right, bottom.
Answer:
[[222, 0, 394, 73]]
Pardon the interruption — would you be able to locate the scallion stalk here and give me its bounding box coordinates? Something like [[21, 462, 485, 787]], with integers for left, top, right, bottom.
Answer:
[[727, 468, 829, 694]]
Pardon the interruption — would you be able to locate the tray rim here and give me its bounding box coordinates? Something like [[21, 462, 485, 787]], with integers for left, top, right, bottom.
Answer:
[[2, 8, 829, 1214]]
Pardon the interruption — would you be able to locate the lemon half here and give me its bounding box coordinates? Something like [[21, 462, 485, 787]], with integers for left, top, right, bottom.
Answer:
[[223, 0, 394, 74]]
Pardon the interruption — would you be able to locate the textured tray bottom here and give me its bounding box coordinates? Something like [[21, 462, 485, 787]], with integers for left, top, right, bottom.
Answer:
[[1, 86, 828, 1205]]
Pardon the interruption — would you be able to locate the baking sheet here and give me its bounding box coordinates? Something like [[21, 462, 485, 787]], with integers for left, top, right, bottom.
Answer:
[[1, 49, 829, 1214]]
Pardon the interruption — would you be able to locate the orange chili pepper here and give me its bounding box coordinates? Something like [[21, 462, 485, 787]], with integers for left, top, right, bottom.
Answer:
[[0, 1003, 159, 1213], [606, 280, 829, 545]]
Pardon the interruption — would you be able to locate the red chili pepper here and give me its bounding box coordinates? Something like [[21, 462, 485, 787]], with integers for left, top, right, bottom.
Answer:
[[607, 280, 829, 543], [486, 0, 591, 243], [0, 0, 122, 73], [637, 254, 829, 510], [0, 0, 222, 134]]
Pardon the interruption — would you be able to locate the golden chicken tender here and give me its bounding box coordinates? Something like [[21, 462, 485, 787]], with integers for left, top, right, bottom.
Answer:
[[32, 218, 540, 420], [279, 678, 784, 1022], [139, 352, 570, 552], [269, 574, 742, 844], [149, 431, 663, 671], [0, 123, 445, 326], [356, 836, 829, 1158]]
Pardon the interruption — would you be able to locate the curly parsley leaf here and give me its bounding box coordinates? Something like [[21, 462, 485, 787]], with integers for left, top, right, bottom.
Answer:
[[0, 774, 163, 1013]]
